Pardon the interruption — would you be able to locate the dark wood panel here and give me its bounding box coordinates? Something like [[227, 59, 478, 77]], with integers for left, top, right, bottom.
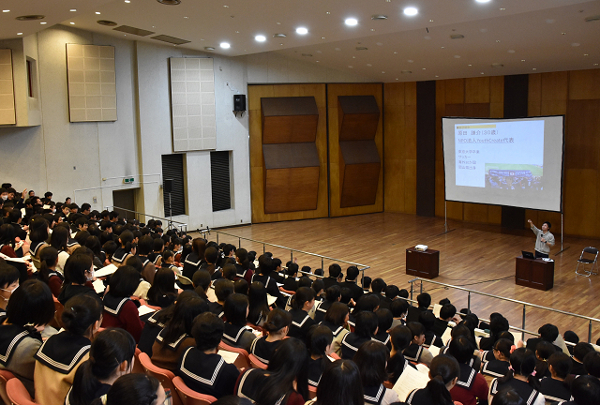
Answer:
[[464, 103, 490, 118], [565, 99, 600, 170], [262, 115, 319, 143], [264, 167, 320, 213], [340, 162, 381, 208], [338, 96, 380, 141], [416, 81, 436, 217], [263, 143, 320, 169]]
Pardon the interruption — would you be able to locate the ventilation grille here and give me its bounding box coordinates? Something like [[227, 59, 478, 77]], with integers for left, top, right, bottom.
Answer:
[[161, 154, 186, 217], [152, 35, 191, 45], [210, 151, 232, 212], [113, 25, 155, 37]]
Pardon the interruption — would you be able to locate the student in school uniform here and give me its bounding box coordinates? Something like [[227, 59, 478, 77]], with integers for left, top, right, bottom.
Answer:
[[390, 298, 409, 329], [38, 247, 64, 297], [252, 254, 285, 308], [373, 308, 393, 350], [234, 247, 253, 284], [176, 312, 240, 399], [146, 268, 177, 309], [307, 360, 364, 405], [314, 285, 341, 324], [110, 230, 134, 267], [571, 342, 594, 375], [103, 373, 166, 405], [446, 336, 489, 405], [281, 262, 300, 292], [247, 281, 270, 327], [29, 215, 50, 270], [222, 293, 256, 352], [539, 352, 573, 404], [33, 295, 103, 405], [341, 311, 378, 360], [287, 287, 317, 343], [386, 325, 415, 384], [57, 254, 100, 306], [250, 308, 291, 365], [208, 278, 234, 318], [182, 238, 206, 280], [101, 266, 144, 343], [488, 348, 544, 405], [419, 311, 444, 349], [307, 325, 333, 388], [151, 295, 207, 372], [403, 321, 434, 367], [406, 354, 460, 405], [0, 279, 56, 397], [339, 266, 364, 304], [137, 235, 157, 284], [0, 261, 20, 315], [354, 341, 400, 405], [481, 338, 512, 379], [320, 302, 350, 357]]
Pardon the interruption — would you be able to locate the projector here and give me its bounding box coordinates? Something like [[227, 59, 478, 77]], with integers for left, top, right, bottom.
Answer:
[[415, 244, 428, 251]]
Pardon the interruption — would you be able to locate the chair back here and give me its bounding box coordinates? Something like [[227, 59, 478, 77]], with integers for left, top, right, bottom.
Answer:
[[248, 354, 268, 370], [308, 384, 317, 399], [172, 376, 217, 405], [6, 378, 36, 405], [0, 369, 15, 405], [178, 274, 194, 285], [218, 341, 250, 371], [132, 347, 147, 374], [49, 298, 64, 329], [137, 352, 182, 405], [279, 287, 295, 296], [583, 246, 599, 255]]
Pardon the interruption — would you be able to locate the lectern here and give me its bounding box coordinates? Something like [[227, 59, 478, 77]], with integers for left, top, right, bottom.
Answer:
[[406, 247, 439, 279], [515, 256, 554, 291]]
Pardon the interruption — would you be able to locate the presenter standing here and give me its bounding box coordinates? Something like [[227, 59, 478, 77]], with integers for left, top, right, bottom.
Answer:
[[527, 219, 555, 259]]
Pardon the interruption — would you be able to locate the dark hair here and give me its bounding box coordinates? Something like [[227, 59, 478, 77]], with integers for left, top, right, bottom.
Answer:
[[147, 268, 177, 306], [204, 246, 219, 264], [256, 338, 309, 405], [390, 325, 413, 352], [390, 298, 410, 318], [234, 279, 248, 295], [407, 321, 425, 340], [324, 302, 349, 327], [38, 246, 59, 283], [63, 254, 93, 285], [222, 263, 237, 280], [535, 340, 556, 360], [315, 360, 363, 405], [235, 248, 250, 270], [224, 293, 249, 326], [538, 323, 559, 342], [354, 311, 378, 338], [108, 266, 140, 298], [419, 310, 436, 332], [247, 281, 269, 326], [192, 312, 224, 351], [126, 256, 144, 274], [571, 375, 600, 405], [563, 330, 579, 345], [490, 389, 526, 405], [440, 304, 456, 320], [494, 338, 514, 360], [426, 354, 460, 405], [543, 221, 551, 229], [62, 295, 102, 336], [118, 230, 134, 253], [489, 315, 510, 341], [353, 340, 389, 387], [84, 236, 102, 257], [311, 279, 324, 295], [328, 263, 341, 278], [291, 287, 315, 311], [376, 308, 393, 334], [371, 278, 386, 294], [352, 294, 380, 315], [499, 348, 539, 390], [211, 396, 254, 405], [584, 351, 600, 378], [161, 296, 208, 346], [138, 235, 154, 256], [448, 335, 475, 364], [29, 215, 49, 243], [105, 373, 160, 405], [69, 328, 136, 405], [214, 278, 234, 302], [0, 260, 20, 289], [385, 285, 399, 300], [346, 266, 359, 281], [6, 279, 55, 327], [325, 285, 341, 302], [50, 225, 69, 251], [192, 270, 212, 291], [263, 308, 292, 333], [574, 342, 595, 362], [308, 325, 333, 360], [417, 292, 431, 308], [286, 262, 298, 276], [547, 352, 572, 379], [0, 224, 15, 248]]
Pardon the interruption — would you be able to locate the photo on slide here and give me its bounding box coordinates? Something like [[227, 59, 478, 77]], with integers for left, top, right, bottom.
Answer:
[[485, 163, 543, 191]]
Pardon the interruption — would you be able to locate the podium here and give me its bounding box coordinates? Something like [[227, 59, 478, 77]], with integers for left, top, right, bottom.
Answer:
[[406, 247, 439, 279], [515, 256, 554, 291]]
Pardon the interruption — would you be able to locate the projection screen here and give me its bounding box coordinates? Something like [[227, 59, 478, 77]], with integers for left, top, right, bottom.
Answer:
[[442, 116, 564, 212]]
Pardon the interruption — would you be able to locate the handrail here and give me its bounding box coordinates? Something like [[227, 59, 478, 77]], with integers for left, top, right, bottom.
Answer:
[[105, 206, 188, 232], [196, 228, 370, 280], [409, 277, 600, 342]]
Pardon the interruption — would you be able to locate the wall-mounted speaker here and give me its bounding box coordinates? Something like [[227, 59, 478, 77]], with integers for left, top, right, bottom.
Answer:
[[164, 179, 173, 193], [233, 94, 246, 112]]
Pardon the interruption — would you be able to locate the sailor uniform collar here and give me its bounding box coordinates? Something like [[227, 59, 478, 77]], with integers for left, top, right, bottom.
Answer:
[[34, 331, 91, 374], [67, 238, 79, 247], [236, 368, 268, 401], [290, 310, 310, 328], [321, 321, 345, 337], [147, 311, 166, 328], [184, 253, 201, 267], [455, 363, 477, 389], [103, 294, 130, 316], [180, 348, 226, 387], [490, 379, 541, 405], [156, 330, 189, 350], [0, 323, 42, 366], [481, 359, 510, 378], [403, 343, 423, 363], [364, 385, 385, 405], [138, 255, 150, 267], [112, 248, 129, 264], [223, 323, 252, 344], [30, 241, 47, 256], [342, 333, 374, 353]]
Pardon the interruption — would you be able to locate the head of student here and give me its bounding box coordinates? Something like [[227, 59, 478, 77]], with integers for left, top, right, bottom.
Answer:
[[0, 260, 20, 304], [353, 340, 389, 387], [315, 360, 364, 405], [105, 374, 165, 405], [6, 279, 55, 330], [62, 294, 103, 339], [192, 312, 224, 351]]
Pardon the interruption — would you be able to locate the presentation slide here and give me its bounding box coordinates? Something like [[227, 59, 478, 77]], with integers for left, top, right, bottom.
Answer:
[[442, 116, 564, 212]]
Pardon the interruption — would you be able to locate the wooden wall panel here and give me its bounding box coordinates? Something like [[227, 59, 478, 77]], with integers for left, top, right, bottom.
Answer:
[[404, 84, 418, 214], [328, 84, 383, 217], [434, 81, 446, 218], [465, 77, 490, 103], [569, 69, 600, 100], [249, 84, 328, 223], [528, 74, 542, 117]]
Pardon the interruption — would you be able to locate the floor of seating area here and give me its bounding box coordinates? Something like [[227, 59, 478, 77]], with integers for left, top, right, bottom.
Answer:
[[200, 212, 600, 342]]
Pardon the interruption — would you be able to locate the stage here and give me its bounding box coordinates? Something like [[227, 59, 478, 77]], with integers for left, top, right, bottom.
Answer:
[[202, 212, 600, 342]]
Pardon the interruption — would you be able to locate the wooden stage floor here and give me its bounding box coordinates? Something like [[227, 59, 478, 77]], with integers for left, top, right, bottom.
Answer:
[[204, 212, 600, 342]]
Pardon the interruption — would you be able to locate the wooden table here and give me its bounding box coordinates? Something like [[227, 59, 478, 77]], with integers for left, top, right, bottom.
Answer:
[[515, 256, 554, 291], [406, 247, 439, 279]]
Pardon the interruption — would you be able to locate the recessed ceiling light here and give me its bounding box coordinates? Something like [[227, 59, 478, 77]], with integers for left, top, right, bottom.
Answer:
[[183, 16, 188, 18], [296, 27, 308, 35], [571, 43, 580, 47], [499, 7, 505, 11], [326, 11, 330, 15], [480, 72, 485, 74], [223, 5, 229, 8], [366, 64, 372, 67], [476, 0, 491, 3], [124, 0, 130, 3], [235, 31, 239, 34], [95, 11, 101, 14], [345, 18, 358, 26], [424, 36, 431, 40], [316, 50, 322, 53], [70, 22, 75, 24], [521, 59, 526, 62], [2, 10, 9, 13], [381, 71, 385, 74], [546, 19, 555, 24], [220, 42, 230, 49], [396, 78, 399, 81], [40, 22, 47, 25], [594, 63, 599, 66], [441, 46, 445, 49], [508, 49, 515, 53], [532, 68, 537, 71], [408, 59, 414, 63], [17, 33, 22, 36], [468, 64, 472, 66], [422, 67, 426, 70], [316, 61, 319, 63], [454, 55, 461, 58], [321, 37, 325, 40], [335, 48, 341, 51], [435, 75, 439, 78], [255, 35, 266, 42], [429, 19, 434, 23], [376, 42, 383, 46], [70, 8, 77, 12], [370, 29, 375, 31], [352, 56, 356, 58], [403, 7, 418, 16], [496, 39, 501, 43], [584, 53, 589, 56], [348, 65, 353, 68]]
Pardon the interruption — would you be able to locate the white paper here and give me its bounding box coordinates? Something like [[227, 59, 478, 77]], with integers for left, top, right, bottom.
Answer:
[[432, 304, 442, 318], [392, 362, 431, 401], [267, 294, 277, 306], [218, 350, 240, 364], [276, 282, 284, 287], [138, 305, 157, 316], [428, 345, 441, 357], [95, 264, 119, 278], [441, 327, 453, 345], [0, 253, 30, 264], [474, 328, 489, 338], [93, 279, 106, 294]]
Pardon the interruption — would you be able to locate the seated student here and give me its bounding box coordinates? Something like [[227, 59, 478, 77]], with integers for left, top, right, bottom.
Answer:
[[84, 235, 105, 269], [233, 247, 253, 284], [281, 262, 299, 292], [539, 352, 573, 404], [182, 238, 205, 280], [236, 338, 309, 405], [339, 266, 364, 304], [269, 257, 285, 284], [534, 340, 556, 379], [348, 294, 380, 329], [0, 260, 20, 315], [33, 295, 102, 405], [387, 325, 415, 384], [314, 285, 341, 324], [137, 235, 157, 284], [29, 215, 50, 270], [104, 373, 166, 405], [200, 246, 220, 279], [311, 279, 325, 303], [148, 237, 164, 267], [404, 321, 434, 367], [564, 330, 579, 356], [526, 323, 563, 354], [341, 311, 378, 360], [369, 278, 388, 309], [57, 254, 99, 305], [250, 308, 291, 365], [307, 359, 364, 405], [489, 389, 525, 405], [252, 254, 284, 307], [419, 311, 444, 349], [209, 278, 234, 318], [160, 249, 178, 274], [234, 279, 249, 296], [222, 293, 256, 351], [323, 263, 342, 290], [447, 336, 488, 405], [50, 224, 72, 270], [125, 256, 151, 300], [567, 375, 600, 405], [583, 351, 600, 378], [374, 308, 393, 349], [488, 348, 544, 405], [177, 312, 240, 398], [288, 287, 316, 343], [321, 302, 350, 356], [111, 230, 134, 267], [390, 298, 409, 329], [406, 292, 432, 323], [307, 325, 333, 387], [406, 354, 460, 405], [482, 338, 513, 378], [354, 340, 400, 405], [433, 303, 457, 337], [247, 281, 269, 327], [146, 268, 177, 309], [479, 314, 510, 351], [101, 266, 144, 343], [0, 279, 56, 397], [572, 342, 595, 375], [151, 295, 207, 372], [383, 285, 399, 308]]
